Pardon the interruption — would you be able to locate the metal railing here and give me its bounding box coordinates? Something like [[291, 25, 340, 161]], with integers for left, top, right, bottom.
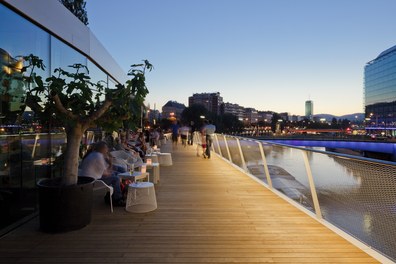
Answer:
[[195, 132, 396, 262]]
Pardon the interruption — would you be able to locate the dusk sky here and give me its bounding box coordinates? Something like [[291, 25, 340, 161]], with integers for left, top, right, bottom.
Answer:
[[86, 0, 396, 116]]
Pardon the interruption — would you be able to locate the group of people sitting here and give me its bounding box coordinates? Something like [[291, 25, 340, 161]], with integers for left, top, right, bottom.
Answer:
[[79, 130, 151, 207]]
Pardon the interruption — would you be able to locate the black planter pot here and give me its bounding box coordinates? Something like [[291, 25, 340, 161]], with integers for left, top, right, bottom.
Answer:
[[37, 176, 94, 233]]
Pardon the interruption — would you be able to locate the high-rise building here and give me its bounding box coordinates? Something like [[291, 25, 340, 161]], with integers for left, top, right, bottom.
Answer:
[[365, 45, 396, 133], [305, 100, 313, 120], [188, 92, 223, 115]]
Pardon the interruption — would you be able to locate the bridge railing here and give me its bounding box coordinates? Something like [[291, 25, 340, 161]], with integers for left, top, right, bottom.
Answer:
[[199, 133, 396, 262]]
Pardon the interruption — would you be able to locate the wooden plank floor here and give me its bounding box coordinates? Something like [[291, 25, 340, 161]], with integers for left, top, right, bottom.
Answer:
[[0, 142, 378, 263]]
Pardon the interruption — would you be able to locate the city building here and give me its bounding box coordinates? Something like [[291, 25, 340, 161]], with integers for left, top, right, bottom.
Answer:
[[0, 0, 127, 233], [279, 112, 290, 121], [244, 107, 259, 125], [290, 115, 302, 122], [365, 45, 396, 135], [188, 92, 223, 115], [221, 102, 245, 121], [305, 100, 313, 120], [161, 100, 186, 119], [257, 111, 273, 124]]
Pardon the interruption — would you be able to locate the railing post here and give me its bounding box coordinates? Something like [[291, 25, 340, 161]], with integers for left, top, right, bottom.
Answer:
[[302, 150, 322, 219], [214, 134, 223, 157], [236, 138, 247, 171], [223, 135, 233, 163], [257, 141, 273, 189]]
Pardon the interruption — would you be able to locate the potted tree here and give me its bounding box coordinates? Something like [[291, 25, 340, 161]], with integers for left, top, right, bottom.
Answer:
[[22, 55, 152, 232]]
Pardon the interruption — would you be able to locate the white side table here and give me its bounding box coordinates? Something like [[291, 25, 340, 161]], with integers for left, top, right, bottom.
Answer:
[[146, 163, 160, 184], [158, 153, 173, 166], [118, 171, 149, 182], [125, 182, 157, 213], [145, 154, 159, 163]]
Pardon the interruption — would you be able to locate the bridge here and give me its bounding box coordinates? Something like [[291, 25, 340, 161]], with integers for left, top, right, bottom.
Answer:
[[0, 141, 388, 263]]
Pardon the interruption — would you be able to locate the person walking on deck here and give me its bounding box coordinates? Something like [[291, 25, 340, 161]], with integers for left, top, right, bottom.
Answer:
[[171, 120, 180, 148], [180, 124, 190, 147], [203, 120, 216, 159]]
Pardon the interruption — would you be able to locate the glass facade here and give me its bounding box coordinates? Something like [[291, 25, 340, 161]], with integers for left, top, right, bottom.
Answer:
[[305, 100, 313, 120], [364, 46, 396, 135], [0, 3, 121, 233]]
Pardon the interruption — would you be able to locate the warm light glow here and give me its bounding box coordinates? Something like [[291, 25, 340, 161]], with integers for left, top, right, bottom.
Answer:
[[14, 59, 23, 72], [3, 66, 11, 75]]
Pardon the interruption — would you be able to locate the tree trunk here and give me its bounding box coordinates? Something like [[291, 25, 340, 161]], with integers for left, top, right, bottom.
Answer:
[[62, 123, 84, 185]]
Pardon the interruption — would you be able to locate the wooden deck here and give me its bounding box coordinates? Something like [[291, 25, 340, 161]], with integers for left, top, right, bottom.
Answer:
[[0, 143, 378, 263]]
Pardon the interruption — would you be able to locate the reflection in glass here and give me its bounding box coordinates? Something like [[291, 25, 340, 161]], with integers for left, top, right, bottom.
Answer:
[[51, 36, 87, 72]]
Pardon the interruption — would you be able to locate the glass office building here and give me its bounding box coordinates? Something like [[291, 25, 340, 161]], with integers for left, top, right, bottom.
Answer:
[[0, 0, 126, 234], [364, 45, 396, 136], [305, 100, 313, 120]]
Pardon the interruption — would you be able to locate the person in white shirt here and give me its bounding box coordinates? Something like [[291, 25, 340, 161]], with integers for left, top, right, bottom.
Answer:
[[203, 120, 216, 158], [80, 142, 124, 206], [179, 124, 191, 147]]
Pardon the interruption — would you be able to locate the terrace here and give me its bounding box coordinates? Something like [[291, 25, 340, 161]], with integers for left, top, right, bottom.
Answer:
[[0, 140, 382, 263]]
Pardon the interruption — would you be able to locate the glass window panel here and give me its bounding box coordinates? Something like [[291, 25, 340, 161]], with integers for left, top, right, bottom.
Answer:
[[50, 36, 87, 73], [87, 60, 107, 86]]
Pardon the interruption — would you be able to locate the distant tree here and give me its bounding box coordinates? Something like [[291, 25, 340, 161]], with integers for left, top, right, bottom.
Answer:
[[60, 0, 89, 25], [341, 119, 351, 129], [271, 113, 283, 132], [159, 118, 172, 131], [331, 117, 338, 128], [181, 104, 209, 128], [217, 113, 243, 133]]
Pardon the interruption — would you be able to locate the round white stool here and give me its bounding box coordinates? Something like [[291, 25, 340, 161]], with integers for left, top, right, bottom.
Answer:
[[125, 182, 157, 213], [158, 153, 173, 166]]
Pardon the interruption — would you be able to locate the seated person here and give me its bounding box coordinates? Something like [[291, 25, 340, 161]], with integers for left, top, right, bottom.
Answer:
[[80, 141, 125, 206], [134, 132, 147, 157]]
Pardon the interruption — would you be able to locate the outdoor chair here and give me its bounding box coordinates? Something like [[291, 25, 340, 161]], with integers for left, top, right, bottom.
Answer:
[[78, 169, 114, 213], [93, 180, 114, 213], [111, 150, 144, 170]]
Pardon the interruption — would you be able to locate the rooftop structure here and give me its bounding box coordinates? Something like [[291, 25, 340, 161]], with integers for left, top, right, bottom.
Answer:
[[0, 143, 382, 263]]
